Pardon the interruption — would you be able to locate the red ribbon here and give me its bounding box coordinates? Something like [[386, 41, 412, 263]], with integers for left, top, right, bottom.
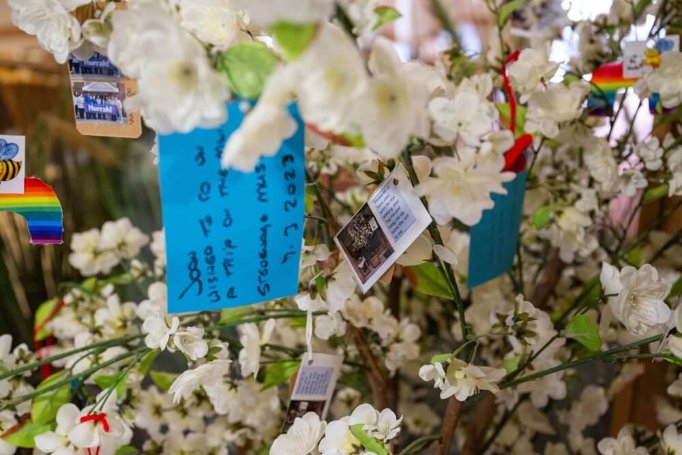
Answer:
[[33, 299, 65, 379], [501, 49, 533, 173], [79, 413, 110, 455]]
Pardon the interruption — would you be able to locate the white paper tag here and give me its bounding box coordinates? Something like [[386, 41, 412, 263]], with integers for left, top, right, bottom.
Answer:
[[0, 135, 25, 195], [623, 41, 647, 78], [335, 164, 432, 293], [283, 352, 343, 431]]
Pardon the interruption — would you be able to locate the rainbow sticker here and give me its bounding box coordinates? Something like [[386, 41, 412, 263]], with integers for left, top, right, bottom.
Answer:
[[0, 177, 64, 245], [587, 62, 639, 116]]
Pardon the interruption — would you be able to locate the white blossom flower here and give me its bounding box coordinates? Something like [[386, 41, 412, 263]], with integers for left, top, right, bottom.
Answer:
[[600, 262, 671, 335], [618, 169, 648, 197], [584, 140, 619, 193], [177, 0, 244, 48], [661, 424, 682, 454], [428, 89, 498, 146], [641, 52, 682, 109], [508, 46, 558, 102], [597, 427, 647, 455], [416, 154, 515, 226], [99, 218, 149, 260], [233, 0, 334, 26], [420, 359, 505, 401], [366, 408, 402, 442], [542, 207, 597, 263], [137, 282, 167, 319], [8, 0, 88, 64], [238, 319, 275, 377], [143, 315, 180, 351], [525, 83, 588, 138], [270, 412, 326, 455], [315, 312, 347, 340], [635, 137, 664, 171], [68, 229, 119, 276], [173, 327, 209, 361], [354, 38, 429, 158], [168, 359, 232, 403]]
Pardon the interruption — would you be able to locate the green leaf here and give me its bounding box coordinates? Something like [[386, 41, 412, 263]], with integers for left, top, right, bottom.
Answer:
[[497, 0, 526, 27], [271, 22, 317, 60], [565, 314, 601, 351], [115, 445, 138, 455], [502, 355, 520, 374], [216, 42, 279, 99], [496, 103, 527, 137], [94, 372, 128, 399], [219, 307, 252, 325], [150, 371, 178, 392], [31, 371, 72, 425], [139, 350, 159, 376], [625, 245, 642, 267], [643, 184, 669, 204], [34, 298, 60, 341], [407, 262, 454, 300], [372, 6, 401, 30], [531, 206, 552, 230], [430, 353, 453, 364], [2, 422, 51, 448], [262, 360, 299, 388], [349, 424, 389, 455]]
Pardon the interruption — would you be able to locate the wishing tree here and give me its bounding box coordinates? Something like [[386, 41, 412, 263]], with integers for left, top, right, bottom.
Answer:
[[2, 0, 682, 454]]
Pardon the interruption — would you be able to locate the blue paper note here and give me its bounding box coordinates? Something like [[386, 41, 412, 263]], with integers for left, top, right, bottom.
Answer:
[[157, 103, 305, 313], [468, 171, 527, 289]]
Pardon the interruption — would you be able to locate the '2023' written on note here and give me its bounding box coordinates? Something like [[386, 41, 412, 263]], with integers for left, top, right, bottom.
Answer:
[[158, 103, 305, 313]]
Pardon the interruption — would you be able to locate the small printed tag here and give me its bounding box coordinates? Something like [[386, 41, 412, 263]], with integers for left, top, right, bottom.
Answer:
[[335, 164, 432, 293], [68, 52, 142, 138], [623, 41, 647, 78], [0, 136, 25, 195], [283, 353, 343, 432], [158, 102, 305, 313], [468, 171, 527, 288]]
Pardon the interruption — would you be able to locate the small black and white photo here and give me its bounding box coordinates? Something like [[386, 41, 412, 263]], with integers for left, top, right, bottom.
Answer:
[[68, 52, 122, 79], [336, 203, 395, 284], [282, 400, 326, 432]]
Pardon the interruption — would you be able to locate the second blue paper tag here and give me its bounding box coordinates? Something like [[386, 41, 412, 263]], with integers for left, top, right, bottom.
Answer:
[[468, 171, 527, 289], [158, 103, 305, 313]]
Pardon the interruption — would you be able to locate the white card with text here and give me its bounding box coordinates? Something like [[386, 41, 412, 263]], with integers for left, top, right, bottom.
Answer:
[[335, 164, 432, 293]]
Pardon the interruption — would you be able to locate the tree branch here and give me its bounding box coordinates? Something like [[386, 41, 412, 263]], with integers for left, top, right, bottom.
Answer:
[[461, 393, 497, 455], [350, 326, 389, 410], [437, 397, 464, 455]]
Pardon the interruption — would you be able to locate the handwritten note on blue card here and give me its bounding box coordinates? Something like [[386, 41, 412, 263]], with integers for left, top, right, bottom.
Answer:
[[158, 103, 305, 313], [468, 171, 527, 289]]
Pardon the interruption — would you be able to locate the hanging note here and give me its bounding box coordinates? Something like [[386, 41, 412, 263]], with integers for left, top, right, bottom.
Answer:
[[157, 102, 305, 314], [0, 135, 25, 195], [468, 171, 527, 288], [0, 177, 64, 245]]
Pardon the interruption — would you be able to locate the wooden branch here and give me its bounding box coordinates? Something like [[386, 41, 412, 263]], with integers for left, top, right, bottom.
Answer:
[[350, 326, 389, 410], [437, 397, 464, 455], [530, 249, 565, 310], [461, 393, 497, 455]]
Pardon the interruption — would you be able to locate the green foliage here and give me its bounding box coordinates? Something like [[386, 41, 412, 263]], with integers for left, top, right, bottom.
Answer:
[[262, 360, 299, 389], [430, 353, 453, 364], [531, 206, 552, 230], [33, 298, 60, 341], [670, 276, 682, 299], [220, 307, 252, 325], [497, 0, 526, 27], [565, 314, 601, 351], [496, 103, 527, 137], [139, 350, 159, 375], [271, 22, 317, 60], [94, 372, 129, 399], [349, 424, 389, 455], [217, 42, 279, 99], [642, 184, 669, 204], [115, 445, 139, 455], [407, 262, 454, 300], [372, 6, 401, 30], [2, 422, 51, 448], [31, 371, 72, 426], [150, 371, 178, 392], [502, 355, 520, 374]]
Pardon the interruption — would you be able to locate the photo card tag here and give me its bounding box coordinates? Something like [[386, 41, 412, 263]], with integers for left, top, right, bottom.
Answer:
[[68, 52, 142, 138], [158, 102, 305, 314], [335, 164, 432, 293], [283, 352, 343, 432], [468, 171, 527, 288], [0, 135, 25, 195]]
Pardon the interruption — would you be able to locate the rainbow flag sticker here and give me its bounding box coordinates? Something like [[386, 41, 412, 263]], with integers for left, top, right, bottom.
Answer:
[[0, 177, 64, 245], [587, 62, 639, 116]]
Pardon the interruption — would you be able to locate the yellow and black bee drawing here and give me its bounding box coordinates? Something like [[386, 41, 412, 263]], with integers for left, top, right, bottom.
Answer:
[[0, 139, 21, 182], [0, 160, 22, 181]]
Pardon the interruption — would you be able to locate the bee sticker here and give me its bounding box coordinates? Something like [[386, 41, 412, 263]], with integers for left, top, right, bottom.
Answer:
[[0, 136, 25, 194]]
